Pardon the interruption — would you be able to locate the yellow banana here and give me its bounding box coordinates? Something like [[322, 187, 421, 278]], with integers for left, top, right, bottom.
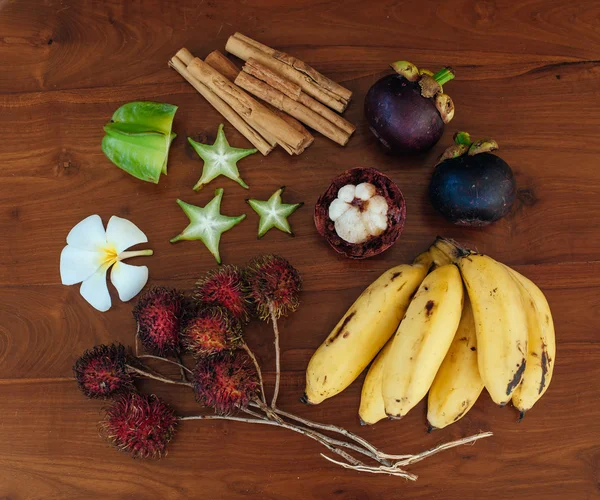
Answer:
[[504, 266, 556, 417], [358, 339, 392, 425], [457, 253, 528, 405], [303, 252, 432, 405], [382, 264, 464, 418], [427, 295, 484, 429]]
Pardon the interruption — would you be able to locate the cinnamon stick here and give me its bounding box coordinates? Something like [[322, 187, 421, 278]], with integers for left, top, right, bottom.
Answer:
[[169, 55, 274, 156], [204, 51, 314, 151], [243, 58, 355, 136], [235, 71, 351, 146], [226, 34, 350, 113], [230, 33, 352, 108], [185, 56, 307, 154]]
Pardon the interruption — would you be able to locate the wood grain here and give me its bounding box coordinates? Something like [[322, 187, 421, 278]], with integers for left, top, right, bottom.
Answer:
[[0, 0, 599, 498]]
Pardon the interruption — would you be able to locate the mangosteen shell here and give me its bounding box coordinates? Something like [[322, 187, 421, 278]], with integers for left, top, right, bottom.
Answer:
[[365, 74, 444, 154], [429, 152, 516, 226], [314, 167, 406, 259]]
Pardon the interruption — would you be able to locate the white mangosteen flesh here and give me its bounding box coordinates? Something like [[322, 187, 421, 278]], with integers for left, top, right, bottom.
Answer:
[[327, 182, 389, 244]]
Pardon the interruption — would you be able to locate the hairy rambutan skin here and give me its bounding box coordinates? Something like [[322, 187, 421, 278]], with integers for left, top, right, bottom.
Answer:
[[74, 343, 133, 399], [183, 307, 243, 357], [192, 351, 259, 414], [246, 255, 302, 320], [194, 265, 250, 322], [102, 393, 178, 459], [133, 287, 185, 356]]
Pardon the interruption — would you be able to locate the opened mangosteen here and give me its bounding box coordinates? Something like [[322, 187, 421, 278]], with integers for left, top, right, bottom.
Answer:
[[429, 132, 516, 226], [314, 167, 406, 259], [365, 61, 455, 154]]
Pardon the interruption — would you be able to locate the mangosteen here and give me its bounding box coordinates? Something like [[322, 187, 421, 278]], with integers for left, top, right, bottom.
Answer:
[[314, 167, 406, 259], [429, 132, 517, 226], [365, 61, 455, 154]]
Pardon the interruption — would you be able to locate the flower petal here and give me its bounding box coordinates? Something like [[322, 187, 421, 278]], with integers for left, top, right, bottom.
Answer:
[[110, 261, 148, 302], [66, 214, 107, 250], [60, 245, 105, 285], [106, 216, 148, 253], [80, 264, 112, 312]]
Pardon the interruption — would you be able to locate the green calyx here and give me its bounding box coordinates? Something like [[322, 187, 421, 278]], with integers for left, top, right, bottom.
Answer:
[[101, 101, 177, 184], [246, 186, 303, 238], [390, 60, 420, 82], [170, 188, 246, 264], [188, 124, 257, 191], [454, 131, 472, 146], [432, 68, 455, 87], [436, 131, 499, 165]]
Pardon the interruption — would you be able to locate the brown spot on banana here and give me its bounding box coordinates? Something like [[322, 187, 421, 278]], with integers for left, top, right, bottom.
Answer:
[[506, 359, 527, 395], [326, 311, 356, 345], [425, 300, 435, 316], [391, 271, 402, 281], [539, 346, 550, 395]]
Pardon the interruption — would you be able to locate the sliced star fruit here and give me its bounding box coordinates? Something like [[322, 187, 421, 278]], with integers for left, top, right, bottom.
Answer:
[[314, 167, 406, 259], [188, 124, 257, 191], [170, 188, 246, 264], [101, 101, 178, 184], [246, 186, 303, 238]]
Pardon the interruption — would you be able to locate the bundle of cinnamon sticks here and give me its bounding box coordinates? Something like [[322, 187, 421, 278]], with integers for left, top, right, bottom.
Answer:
[[169, 33, 355, 156]]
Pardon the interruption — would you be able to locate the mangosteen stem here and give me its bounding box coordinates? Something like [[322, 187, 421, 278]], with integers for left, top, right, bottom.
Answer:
[[432, 67, 455, 86], [136, 354, 193, 375], [126, 364, 193, 388], [269, 304, 281, 410], [241, 341, 267, 405]]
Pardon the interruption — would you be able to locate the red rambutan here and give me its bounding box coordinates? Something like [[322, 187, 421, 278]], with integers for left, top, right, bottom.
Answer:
[[194, 265, 250, 322], [102, 393, 178, 459], [192, 351, 259, 414], [133, 287, 185, 356], [246, 255, 302, 320], [73, 343, 133, 399], [183, 307, 242, 357]]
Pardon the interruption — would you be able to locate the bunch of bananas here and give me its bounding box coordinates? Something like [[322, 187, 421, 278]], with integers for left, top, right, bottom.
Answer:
[[303, 237, 555, 429]]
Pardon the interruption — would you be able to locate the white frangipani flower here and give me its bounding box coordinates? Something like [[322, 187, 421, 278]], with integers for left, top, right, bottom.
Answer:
[[60, 215, 153, 312]]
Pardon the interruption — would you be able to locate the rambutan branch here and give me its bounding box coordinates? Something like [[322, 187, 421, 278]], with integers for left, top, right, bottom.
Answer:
[[137, 355, 193, 375], [269, 304, 281, 409], [241, 341, 267, 405], [126, 364, 193, 388]]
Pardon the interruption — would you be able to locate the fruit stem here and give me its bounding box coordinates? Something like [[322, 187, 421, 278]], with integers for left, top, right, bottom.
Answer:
[[241, 341, 267, 405], [454, 131, 472, 146], [433, 67, 455, 86], [137, 354, 193, 375], [126, 364, 193, 388], [270, 304, 282, 410]]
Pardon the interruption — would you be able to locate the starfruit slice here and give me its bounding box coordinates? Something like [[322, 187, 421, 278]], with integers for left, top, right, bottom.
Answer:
[[101, 101, 178, 183]]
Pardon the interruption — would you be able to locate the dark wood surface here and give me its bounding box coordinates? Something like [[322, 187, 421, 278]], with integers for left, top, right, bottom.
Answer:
[[1, 0, 599, 498]]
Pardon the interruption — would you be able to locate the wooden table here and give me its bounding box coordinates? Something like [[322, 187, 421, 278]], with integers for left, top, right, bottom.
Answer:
[[1, 1, 598, 498]]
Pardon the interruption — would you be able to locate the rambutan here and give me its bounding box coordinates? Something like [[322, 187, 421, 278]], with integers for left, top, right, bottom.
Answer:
[[194, 265, 250, 322], [102, 393, 178, 459], [133, 287, 185, 356], [246, 255, 302, 320], [183, 307, 242, 357], [74, 343, 133, 399], [192, 351, 259, 414]]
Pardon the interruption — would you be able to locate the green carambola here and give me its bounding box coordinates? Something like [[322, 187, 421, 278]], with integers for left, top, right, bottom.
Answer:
[[170, 188, 246, 264], [102, 101, 178, 184], [247, 186, 303, 238], [188, 124, 257, 191]]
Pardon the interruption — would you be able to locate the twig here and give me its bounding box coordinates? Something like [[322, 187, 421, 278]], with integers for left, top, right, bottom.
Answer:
[[388, 431, 493, 465], [253, 398, 283, 424], [180, 412, 365, 467], [126, 364, 193, 388], [320, 454, 417, 480], [177, 353, 189, 382], [269, 304, 281, 409], [241, 341, 267, 405], [265, 405, 393, 465], [137, 355, 193, 375]]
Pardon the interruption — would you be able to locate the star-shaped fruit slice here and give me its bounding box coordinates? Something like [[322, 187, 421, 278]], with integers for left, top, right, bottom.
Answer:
[[170, 188, 246, 264], [188, 124, 257, 191], [246, 186, 304, 238]]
